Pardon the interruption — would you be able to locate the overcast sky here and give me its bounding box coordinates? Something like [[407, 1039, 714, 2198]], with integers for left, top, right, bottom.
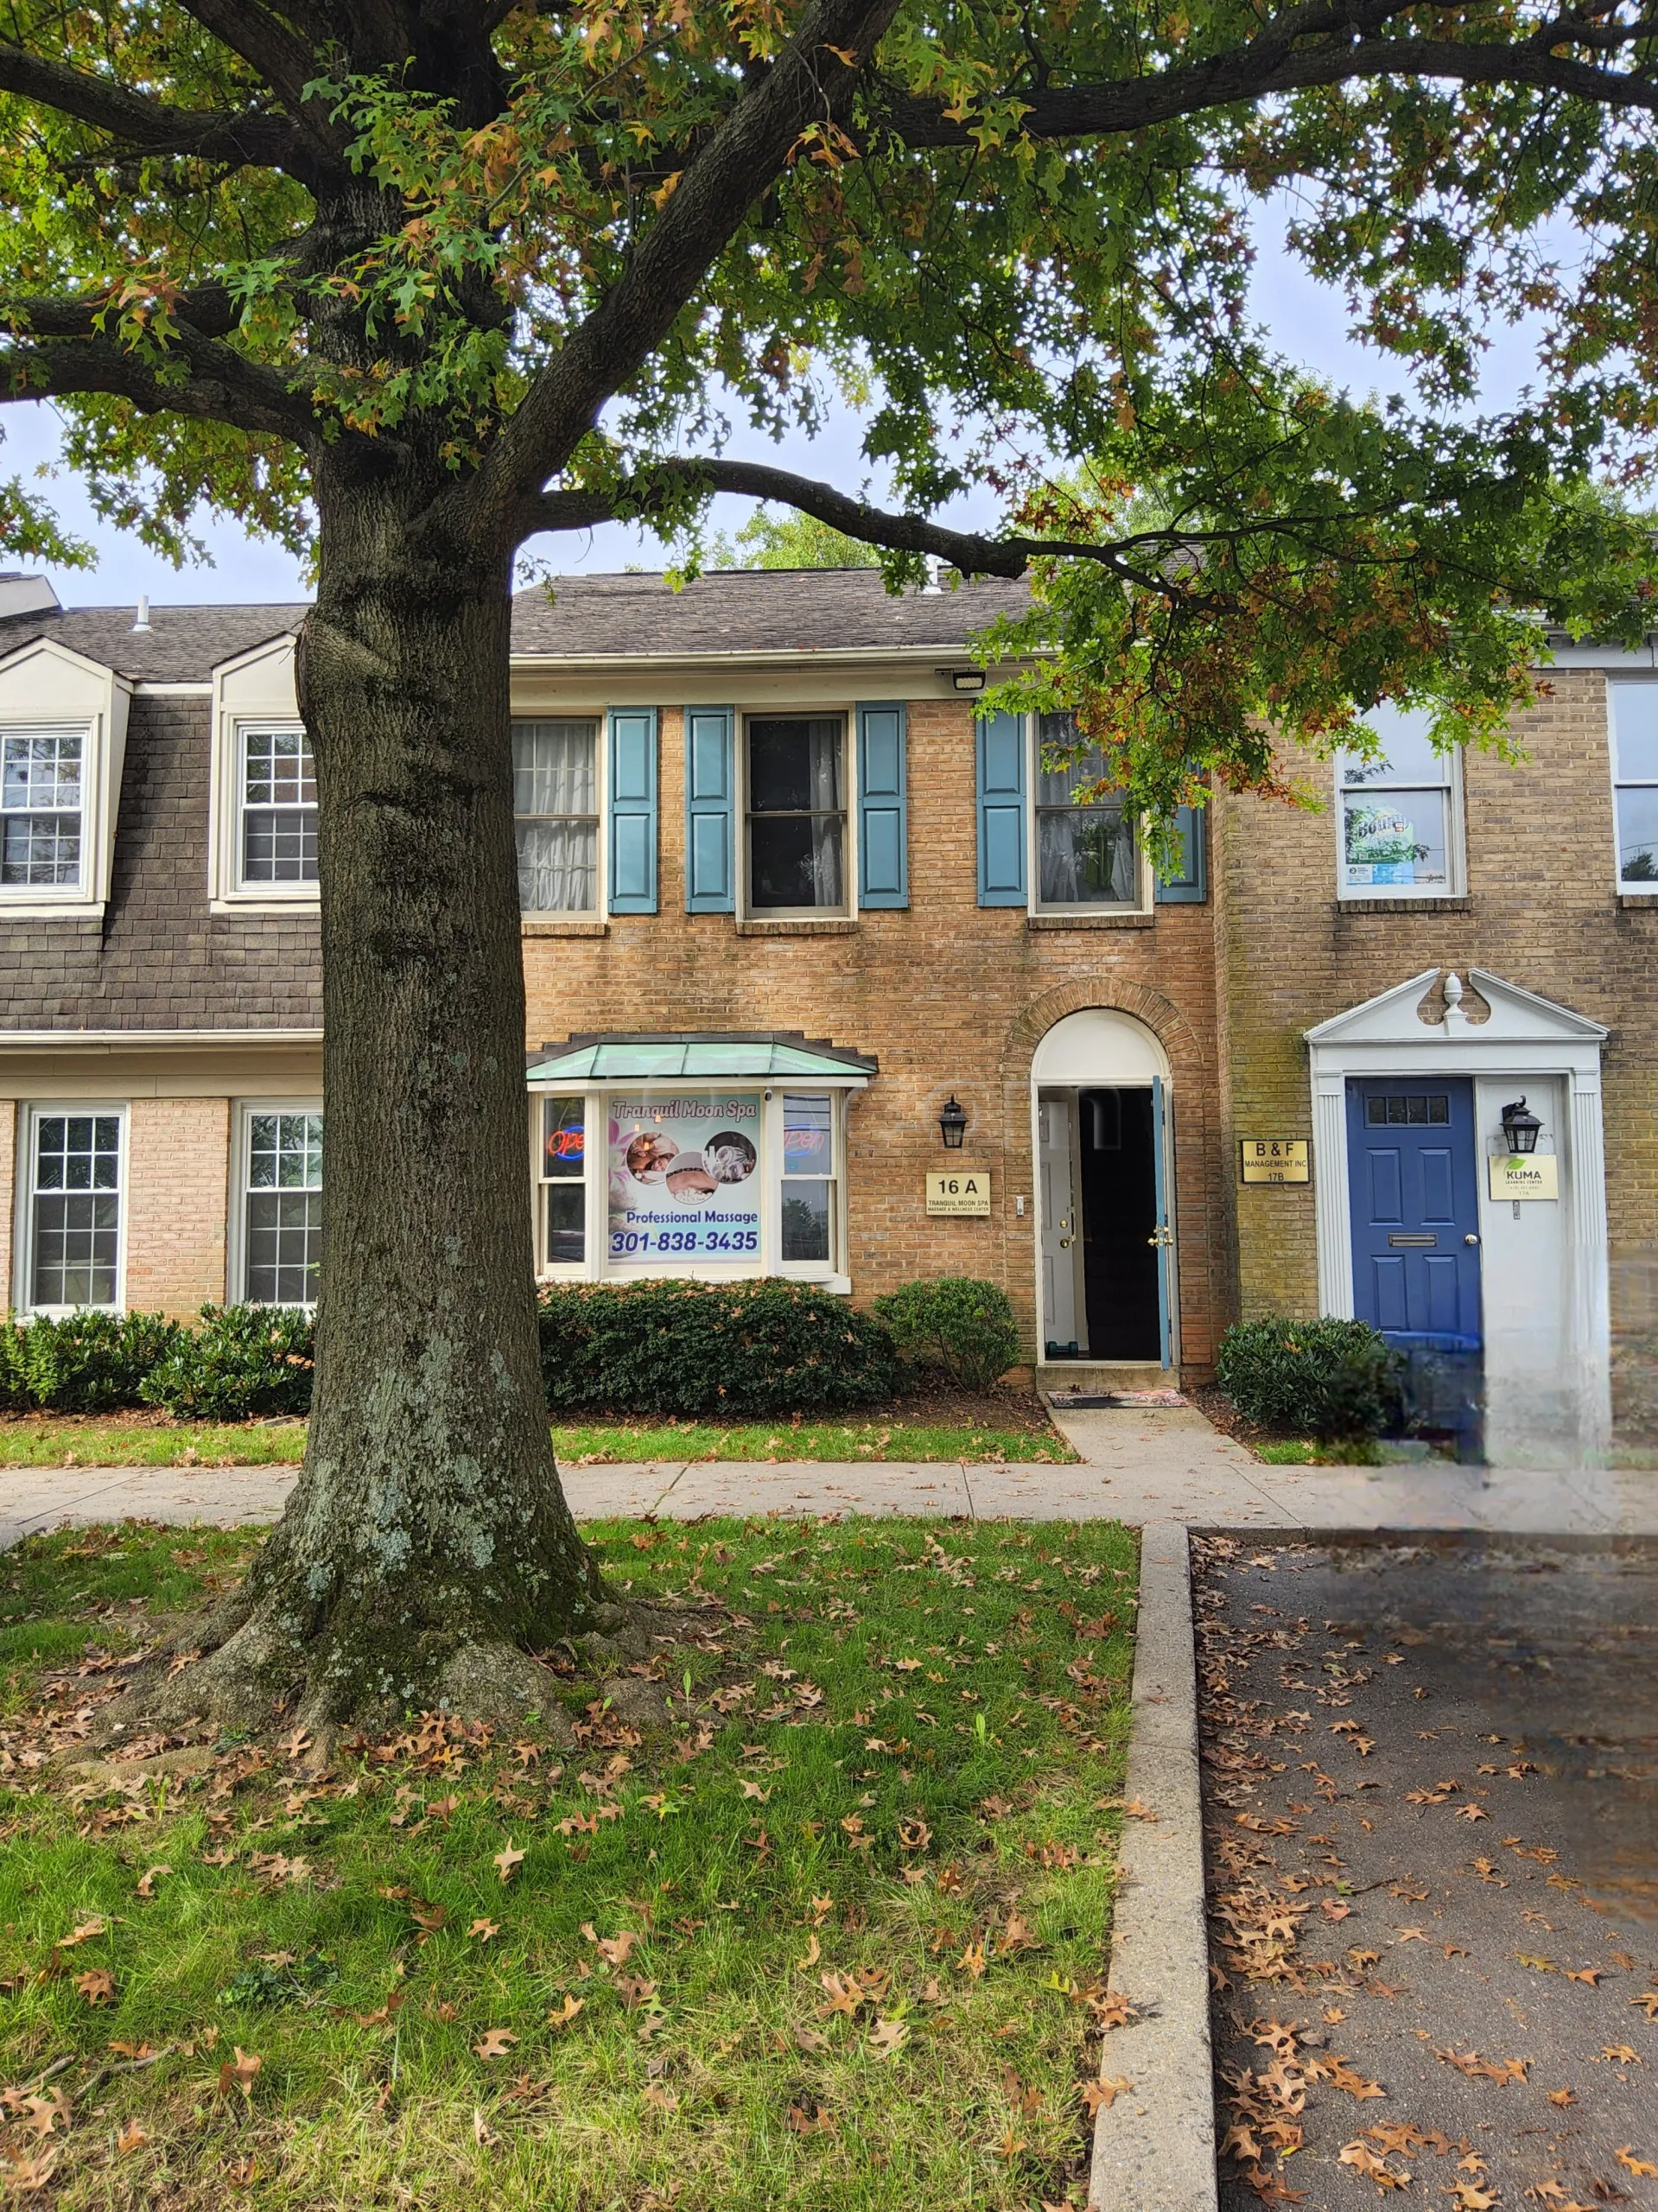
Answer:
[[2, 208, 1532, 608]]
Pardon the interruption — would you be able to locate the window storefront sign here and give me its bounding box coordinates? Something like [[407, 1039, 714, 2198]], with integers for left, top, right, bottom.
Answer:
[[607, 1092, 763, 1262]]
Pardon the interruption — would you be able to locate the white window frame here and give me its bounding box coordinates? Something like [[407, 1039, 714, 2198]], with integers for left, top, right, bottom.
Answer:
[[229, 1100, 323, 1307], [1334, 709, 1466, 902], [512, 715, 605, 921], [528, 1084, 857, 1291], [532, 1090, 591, 1276], [209, 635, 317, 911], [1607, 677, 1658, 895], [1028, 716, 1153, 916], [0, 639, 130, 919], [15, 1102, 128, 1316], [739, 709, 855, 921]]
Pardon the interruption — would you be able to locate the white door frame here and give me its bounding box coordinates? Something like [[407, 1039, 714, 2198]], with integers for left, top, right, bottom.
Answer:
[[1306, 968, 1610, 1459]]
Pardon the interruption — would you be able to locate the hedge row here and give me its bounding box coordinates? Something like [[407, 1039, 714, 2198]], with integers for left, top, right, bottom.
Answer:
[[1, 1274, 1018, 1421], [1216, 1314, 1403, 1439]]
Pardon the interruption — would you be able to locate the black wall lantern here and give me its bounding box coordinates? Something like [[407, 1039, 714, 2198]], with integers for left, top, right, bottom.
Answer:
[[1500, 1096, 1542, 1154], [938, 1096, 969, 1149]]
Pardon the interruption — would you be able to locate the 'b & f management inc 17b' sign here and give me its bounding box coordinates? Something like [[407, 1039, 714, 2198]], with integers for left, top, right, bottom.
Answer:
[[1239, 1139, 1310, 1185]]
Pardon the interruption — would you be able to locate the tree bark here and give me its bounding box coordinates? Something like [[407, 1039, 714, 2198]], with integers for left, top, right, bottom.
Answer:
[[180, 458, 607, 1734]]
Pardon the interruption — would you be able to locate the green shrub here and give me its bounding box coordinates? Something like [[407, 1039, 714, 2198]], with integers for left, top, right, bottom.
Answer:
[[0, 1309, 184, 1414], [537, 1280, 896, 1416], [872, 1277, 1020, 1391], [139, 1304, 315, 1421], [1217, 1315, 1403, 1440]]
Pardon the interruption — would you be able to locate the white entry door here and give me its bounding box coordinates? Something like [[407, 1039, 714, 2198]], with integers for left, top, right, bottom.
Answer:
[[1039, 1096, 1086, 1354]]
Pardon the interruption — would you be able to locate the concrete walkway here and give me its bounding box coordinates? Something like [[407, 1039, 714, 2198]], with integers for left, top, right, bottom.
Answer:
[[3, 1401, 1656, 1542]]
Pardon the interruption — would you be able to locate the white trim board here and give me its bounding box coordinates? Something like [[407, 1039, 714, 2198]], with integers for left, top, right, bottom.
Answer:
[[1305, 968, 1610, 1465]]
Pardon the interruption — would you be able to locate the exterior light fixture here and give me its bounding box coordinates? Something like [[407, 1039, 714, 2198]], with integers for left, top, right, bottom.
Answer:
[[950, 669, 987, 694], [938, 1095, 969, 1149], [1500, 1096, 1542, 1154]]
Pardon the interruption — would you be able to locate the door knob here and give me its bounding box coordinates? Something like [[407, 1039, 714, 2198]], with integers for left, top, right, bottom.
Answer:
[[1147, 1227, 1174, 1248], [1464, 1233, 1480, 1246], [1058, 1236, 1073, 1249]]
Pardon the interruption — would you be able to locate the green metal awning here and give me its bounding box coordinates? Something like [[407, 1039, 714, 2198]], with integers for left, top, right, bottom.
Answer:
[[525, 1035, 874, 1084]]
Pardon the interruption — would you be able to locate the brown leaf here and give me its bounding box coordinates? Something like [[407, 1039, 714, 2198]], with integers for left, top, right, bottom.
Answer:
[[473, 2028, 518, 2060], [1616, 2150, 1658, 2178], [54, 1919, 105, 1950], [797, 1934, 821, 1969], [0, 2150, 58, 2190], [74, 1968, 116, 2006], [614, 1975, 658, 2010], [785, 2100, 835, 2134], [19, 2092, 70, 2139], [869, 2017, 910, 2057], [1444, 2186, 1501, 2210], [217, 2046, 262, 2101], [1322, 1900, 1353, 1921], [1083, 2075, 1133, 2115], [1339, 2139, 1412, 2190], [468, 1918, 500, 1942], [1630, 1991, 1658, 2019], [493, 1841, 525, 1884], [819, 1971, 862, 2016], [356, 1990, 407, 2028], [1564, 1967, 1605, 1986], [992, 2123, 1027, 2161], [1547, 2089, 1578, 2107], [135, 1866, 172, 1897], [583, 1923, 638, 1967], [472, 2107, 493, 2146], [115, 2120, 148, 2156], [546, 1993, 584, 2029], [1436, 2049, 1528, 2086], [642, 2083, 678, 2113]]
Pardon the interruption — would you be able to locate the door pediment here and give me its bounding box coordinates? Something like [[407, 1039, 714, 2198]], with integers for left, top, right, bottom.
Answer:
[[1305, 968, 1607, 1048]]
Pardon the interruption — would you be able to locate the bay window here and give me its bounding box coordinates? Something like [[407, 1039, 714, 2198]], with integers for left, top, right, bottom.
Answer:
[[538, 1095, 588, 1268], [514, 719, 599, 913], [781, 1093, 836, 1263], [746, 715, 847, 913]]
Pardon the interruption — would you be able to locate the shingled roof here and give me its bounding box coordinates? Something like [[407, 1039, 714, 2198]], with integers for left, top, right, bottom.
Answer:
[[0, 569, 1030, 683]]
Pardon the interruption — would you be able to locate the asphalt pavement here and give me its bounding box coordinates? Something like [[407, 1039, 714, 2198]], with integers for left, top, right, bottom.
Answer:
[[1197, 1536, 1658, 2212]]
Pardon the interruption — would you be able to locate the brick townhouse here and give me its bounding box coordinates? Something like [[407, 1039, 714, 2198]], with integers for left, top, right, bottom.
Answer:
[[0, 566, 1651, 1464]]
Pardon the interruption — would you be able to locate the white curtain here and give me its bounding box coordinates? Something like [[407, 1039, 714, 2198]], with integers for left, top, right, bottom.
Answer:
[[514, 721, 598, 911]]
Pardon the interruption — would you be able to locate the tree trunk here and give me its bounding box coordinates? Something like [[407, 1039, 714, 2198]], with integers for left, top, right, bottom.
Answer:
[[181, 463, 607, 1733]]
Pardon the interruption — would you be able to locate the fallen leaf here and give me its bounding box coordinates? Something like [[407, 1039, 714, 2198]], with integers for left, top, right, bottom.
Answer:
[[468, 1917, 500, 1942], [992, 2123, 1027, 2161], [868, 2018, 909, 2056], [1444, 2186, 1500, 2210], [136, 1867, 172, 1897], [357, 1990, 407, 2028], [217, 2047, 262, 2101], [1630, 1992, 1658, 2019], [642, 2083, 678, 2113], [74, 1968, 116, 2006], [547, 1994, 584, 2028], [1339, 2139, 1412, 2190], [18, 2092, 70, 2139], [493, 1842, 525, 1885], [1616, 2149, 1658, 2178], [1436, 2049, 1528, 2085], [474, 2029, 518, 2060], [1083, 2076, 1133, 2114], [115, 2120, 147, 2156], [0, 2151, 58, 2190], [1602, 2044, 1640, 2063], [472, 2107, 492, 2146], [54, 1918, 105, 1950], [797, 1934, 821, 1969], [1547, 2088, 1578, 2107], [1323, 1900, 1353, 1921], [785, 2100, 835, 2134], [1326, 2055, 1387, 2100], [1565, 1967, 1605, 1986]]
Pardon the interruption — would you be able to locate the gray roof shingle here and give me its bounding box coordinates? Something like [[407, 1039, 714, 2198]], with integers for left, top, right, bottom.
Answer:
[[0, 570, 1029, 682]]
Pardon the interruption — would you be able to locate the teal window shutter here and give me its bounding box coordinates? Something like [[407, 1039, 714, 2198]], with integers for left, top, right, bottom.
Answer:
[[1154, 804, 1207, 903], [856, 702, 908, 909], [976, 709, 1026, 906], [684, 705, 735, 912], [607, 707, 657, 913]]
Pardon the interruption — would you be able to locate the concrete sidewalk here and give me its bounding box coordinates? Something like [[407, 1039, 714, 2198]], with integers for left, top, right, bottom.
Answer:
[[3, 1401, 1656, 1542]]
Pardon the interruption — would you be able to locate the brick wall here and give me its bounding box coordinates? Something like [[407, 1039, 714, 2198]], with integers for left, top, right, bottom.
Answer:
[[523, 700, 1229, 1370], [1215, 668, 1658, 1428], [124, 1098, 231, 1318]]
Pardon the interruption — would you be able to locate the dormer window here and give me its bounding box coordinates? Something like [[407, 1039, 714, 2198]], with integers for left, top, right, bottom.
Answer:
[[239, 726, 318, 886], [2, 728, 86, 890]]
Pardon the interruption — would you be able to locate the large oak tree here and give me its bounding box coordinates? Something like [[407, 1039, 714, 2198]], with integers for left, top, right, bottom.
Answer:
[[3, 0, 1655, 1726]]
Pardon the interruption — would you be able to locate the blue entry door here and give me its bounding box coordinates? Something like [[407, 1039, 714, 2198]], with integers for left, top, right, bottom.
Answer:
[[1346, 1077, 1483, 1350]]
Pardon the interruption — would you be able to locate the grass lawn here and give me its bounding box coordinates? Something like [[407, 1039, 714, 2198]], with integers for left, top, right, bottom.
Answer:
[[0, 1414, 1076, 1470], [0, 1514, 1135, 2209]]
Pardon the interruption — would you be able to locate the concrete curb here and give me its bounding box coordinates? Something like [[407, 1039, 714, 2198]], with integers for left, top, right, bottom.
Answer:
[[1089, 1522, 1217, 2212]]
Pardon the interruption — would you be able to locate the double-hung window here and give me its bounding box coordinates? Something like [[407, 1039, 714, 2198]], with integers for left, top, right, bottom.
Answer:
[[1610, 683, 1658, 889], [239, 725, 317, 887], [26, 1109, 124, 1311], [746, 715, 847, 913], [241, 1109, 323, 1304], [1035, 714, 1140, 910], [538, 1095, 588, 1268], [780, 1092, 838, 1265], [514, 719, 599, 914], [2, 728, 86, 893], [1337, 706, 1461, 898]]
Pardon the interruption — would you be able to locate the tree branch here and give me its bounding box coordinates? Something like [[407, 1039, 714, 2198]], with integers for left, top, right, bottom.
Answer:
[[880, 4, 1658, 146], [468, 0, 908, 542], [0, 327, 323, 447], [0, 40, 321, 178], [171, 0, 326, 122]]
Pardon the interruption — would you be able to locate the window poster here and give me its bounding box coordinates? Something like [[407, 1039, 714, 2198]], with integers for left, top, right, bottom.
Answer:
[[607, 1093, 762, 1262]]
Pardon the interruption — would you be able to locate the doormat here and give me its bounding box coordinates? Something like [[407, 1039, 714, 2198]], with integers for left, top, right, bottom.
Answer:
[[1047, 1388, 1187, 1410]]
